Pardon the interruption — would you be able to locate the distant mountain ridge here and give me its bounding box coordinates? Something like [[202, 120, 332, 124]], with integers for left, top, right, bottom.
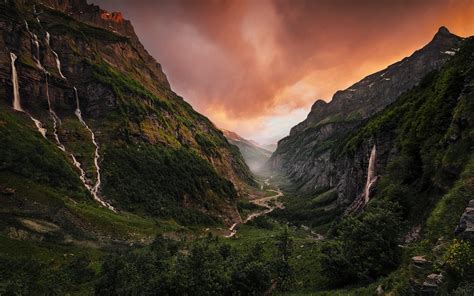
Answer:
[[222, 129, 272, 172]]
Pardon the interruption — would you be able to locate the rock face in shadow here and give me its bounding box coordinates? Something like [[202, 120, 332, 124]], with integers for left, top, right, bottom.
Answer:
[[290, 27, 461, 136], [40, 0, 170, 89], [268, 27, 463, 209], [0, 0, 254, 230]]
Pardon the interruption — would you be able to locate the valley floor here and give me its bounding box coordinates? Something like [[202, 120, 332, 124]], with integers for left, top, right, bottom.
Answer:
[[1, 168, 473, 295]]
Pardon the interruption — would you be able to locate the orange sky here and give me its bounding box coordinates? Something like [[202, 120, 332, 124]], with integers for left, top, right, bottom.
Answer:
[[95, 0, 474, 145]]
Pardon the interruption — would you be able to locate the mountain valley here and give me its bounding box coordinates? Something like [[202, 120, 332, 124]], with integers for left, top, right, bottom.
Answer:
[[0, 0, 473, 295]]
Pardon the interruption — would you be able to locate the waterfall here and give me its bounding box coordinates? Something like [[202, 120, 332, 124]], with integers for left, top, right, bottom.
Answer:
[[45, 73, 65, 151], [10, 53, 22, 112], [30, 117, 47, 138], [10, 52, 47, 138], [25, 21, 43, 70], [70, 154, 91, 191], [32, 34, 43, 70], [19, 18, 114, 210], [45, 32, 66, 80], [24, 20, 30, 33], [364, 144, 377, 203], [74, 87, 115, 211], [20, 15, 113, 210], [52, 51, 66, 80]]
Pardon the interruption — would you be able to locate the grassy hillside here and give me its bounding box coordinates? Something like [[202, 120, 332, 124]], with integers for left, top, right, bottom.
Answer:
[[0, 0, 254, 226]]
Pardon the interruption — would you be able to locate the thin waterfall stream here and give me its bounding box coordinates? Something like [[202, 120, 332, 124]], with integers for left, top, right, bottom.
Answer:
[[25, 21, 43, 71], [74, 88, 115, 211], [46, 32, 66, 80], [45, 73, 65, 151], [364, 144, 377, 203]]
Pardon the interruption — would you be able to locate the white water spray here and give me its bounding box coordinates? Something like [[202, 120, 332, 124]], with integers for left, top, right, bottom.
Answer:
[[10, 52, 47, 138], [70, 154, 91, 191], [24, 20, 30, 33], [31, 33, 43, 70], [364, 144, 377, 203], [74, 87, 115, 211], [10, 53, 22, 112], [45, 32, 66, 80], [19, 19, 114, 210], [53, 51, 66, 79], [45, 73, 65, 151], [30, 117, 47, 138], [25, 21, 43, 70]]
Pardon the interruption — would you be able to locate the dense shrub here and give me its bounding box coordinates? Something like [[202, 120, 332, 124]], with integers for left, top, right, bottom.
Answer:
[[444, 239, 474, 279], [95, 234, 295, 295], [320, 202, 403, 286], [0, 255, 95, 295]]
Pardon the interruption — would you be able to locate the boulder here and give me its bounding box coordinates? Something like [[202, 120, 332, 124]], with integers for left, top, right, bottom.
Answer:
[[421, 273, 444, 295], [455, 199, 474, 242], [1, 187, 16, 195], [412, 255, 432, 270]]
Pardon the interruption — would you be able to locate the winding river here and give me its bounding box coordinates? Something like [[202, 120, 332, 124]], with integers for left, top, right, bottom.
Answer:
[[225, 177, 284, 238]]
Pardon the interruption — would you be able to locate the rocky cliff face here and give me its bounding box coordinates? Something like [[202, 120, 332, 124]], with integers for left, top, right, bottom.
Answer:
[[289, 27, 461, 136], [0, 0, 253, 233], [40, 0, 170, 89], [269, 27, 463, 208]]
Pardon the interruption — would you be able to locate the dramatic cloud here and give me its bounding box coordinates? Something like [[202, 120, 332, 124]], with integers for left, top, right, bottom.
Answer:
[[94, 0, 474, 144]]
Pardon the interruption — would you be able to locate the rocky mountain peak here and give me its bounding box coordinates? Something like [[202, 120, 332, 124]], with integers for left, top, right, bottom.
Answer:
[[437, 26, 450, 35], [287, 27, 462, 137], [429, 26, 458, 47]]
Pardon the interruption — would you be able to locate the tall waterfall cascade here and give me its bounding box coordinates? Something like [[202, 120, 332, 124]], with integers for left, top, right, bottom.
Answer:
[[10, 53, 22, 112], [74, 88, 115, 211], [11, 16, 115, 211], [10, 52, 47, 138], [364, 144, 377, 203]]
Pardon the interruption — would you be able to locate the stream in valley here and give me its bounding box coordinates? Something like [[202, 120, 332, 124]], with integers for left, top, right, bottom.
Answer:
[[225, 177, 284, 238]]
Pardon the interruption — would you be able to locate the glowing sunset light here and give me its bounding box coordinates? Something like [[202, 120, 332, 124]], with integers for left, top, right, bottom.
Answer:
[[95, 0, 474, 145]]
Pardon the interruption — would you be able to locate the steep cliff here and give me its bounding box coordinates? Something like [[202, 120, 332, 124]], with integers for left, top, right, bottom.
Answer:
[[271, 34, 474, 232], [0, 0, 254, 244], [269, 27, 463, 198]]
